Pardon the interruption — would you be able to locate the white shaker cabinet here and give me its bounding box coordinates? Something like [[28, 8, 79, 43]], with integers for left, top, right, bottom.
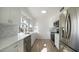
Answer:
[[0, 39, 24, 52], [55, 33, 59, 49], [17, 40, 24, 52], [0, 8, 21, 25], [31, 33, 38, 47], [0, 42, 18, 52]]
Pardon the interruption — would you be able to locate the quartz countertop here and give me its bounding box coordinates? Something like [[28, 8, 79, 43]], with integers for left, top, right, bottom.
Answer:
[[0, 32, 35, 50], [18, 32, 34, 40]]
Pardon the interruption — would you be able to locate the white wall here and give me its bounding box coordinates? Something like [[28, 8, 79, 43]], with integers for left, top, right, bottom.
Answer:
[[36, 14, 60, 39], [36, 17, 50, 39], [38, 19, 50, 39]]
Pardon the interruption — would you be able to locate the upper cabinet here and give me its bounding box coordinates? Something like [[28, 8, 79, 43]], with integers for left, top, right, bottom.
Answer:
[[0, 7, 35, 32], [0, 8, 21, 25]]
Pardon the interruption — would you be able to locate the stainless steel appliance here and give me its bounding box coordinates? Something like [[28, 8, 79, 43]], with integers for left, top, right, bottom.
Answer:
[[59, 7, 79, 52], [51, 20, 59, 45]]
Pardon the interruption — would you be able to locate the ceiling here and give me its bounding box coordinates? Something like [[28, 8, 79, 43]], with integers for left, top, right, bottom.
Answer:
[[26, 7, 61, 20]]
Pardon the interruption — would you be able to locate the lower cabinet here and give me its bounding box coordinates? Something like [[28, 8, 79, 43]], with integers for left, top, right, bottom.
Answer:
[[0, 35, 31, 52], [24, 35, 31, 52], [0, 42, 18, 52], [55, 33, 59, 49], [17, 40, 24, 52], [31, 33, 37, 47], [0, 40, 24, 52]]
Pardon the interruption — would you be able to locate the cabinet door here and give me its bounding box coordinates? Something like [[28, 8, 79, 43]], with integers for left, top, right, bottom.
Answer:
[[55, 34, 59, 49], [0, 8, 10, 24], [9, 8, 21, 25], [17, 40, 24, 52], [24, 35, 31, 52], [1, 43, 18, 52], [0, 8, 21, 25], [27, 36, 31, 52], [31, 33, 37, 46]]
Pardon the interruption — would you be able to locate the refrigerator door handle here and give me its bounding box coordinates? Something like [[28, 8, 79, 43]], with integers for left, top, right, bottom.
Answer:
[[64, 13, 68, 43], [65, 11, 71, 42], [67, 13, 71, 39]]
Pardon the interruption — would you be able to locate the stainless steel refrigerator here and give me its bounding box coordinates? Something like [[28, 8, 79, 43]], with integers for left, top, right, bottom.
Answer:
[[59, 7, 79, 52]]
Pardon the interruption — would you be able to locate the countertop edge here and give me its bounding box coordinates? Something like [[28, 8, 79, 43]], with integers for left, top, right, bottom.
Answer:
[[0, 32, 36, 51]]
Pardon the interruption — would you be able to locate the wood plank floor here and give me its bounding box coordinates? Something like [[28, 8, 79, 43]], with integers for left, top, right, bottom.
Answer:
[[31, 39, 58, 52]]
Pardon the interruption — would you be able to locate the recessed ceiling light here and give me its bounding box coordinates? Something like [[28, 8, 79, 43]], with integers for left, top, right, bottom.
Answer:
[[41, 10, 47, 14]]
